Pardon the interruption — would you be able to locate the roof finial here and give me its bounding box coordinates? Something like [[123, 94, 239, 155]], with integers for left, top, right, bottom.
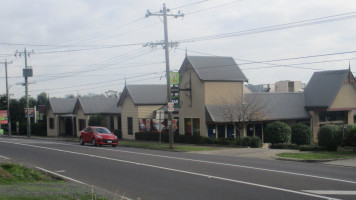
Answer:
[[125, 76, 127, 86], [185, 47, 188, 58]]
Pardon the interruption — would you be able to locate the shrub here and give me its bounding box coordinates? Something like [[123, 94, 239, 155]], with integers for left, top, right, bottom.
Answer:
[[318, 125, 341, 151], [291, 123, 311, 145], [270, 144, 299, 150], [112, 129, 122, 139], [31, 122, 47, 136], [342, 125, 356, 147], [240, 136, 262, 148], [299, 145, 326, 151], [88, 114, 103, 126], [265, 121, 291, 145]]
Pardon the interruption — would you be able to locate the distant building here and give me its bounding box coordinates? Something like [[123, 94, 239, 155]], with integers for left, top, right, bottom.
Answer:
[[275, 80, 303, 93]]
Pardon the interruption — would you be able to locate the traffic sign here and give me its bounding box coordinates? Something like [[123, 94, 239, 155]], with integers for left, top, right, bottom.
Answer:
[[168, 102, 174, 112]]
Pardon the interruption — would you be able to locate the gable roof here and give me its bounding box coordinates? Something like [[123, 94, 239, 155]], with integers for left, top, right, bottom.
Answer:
[[118, 84, 167, 106], [48, 98, 77, 114], [181, 56, 248, 82], [304, 69, 350, 108], [206, 93, 309, 123], [78, 97, 121, 115]]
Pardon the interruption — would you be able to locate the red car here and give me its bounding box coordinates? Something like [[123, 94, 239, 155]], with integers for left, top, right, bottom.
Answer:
[[80, 126, 118, 147]]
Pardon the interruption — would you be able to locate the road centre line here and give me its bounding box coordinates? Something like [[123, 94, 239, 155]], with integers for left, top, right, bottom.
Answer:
[[36, 167, 133, 200], [303, 190, 356, 195], [0, 140, 342, 199], [2, 138, 356, 185], [72, 143, 356, 185]]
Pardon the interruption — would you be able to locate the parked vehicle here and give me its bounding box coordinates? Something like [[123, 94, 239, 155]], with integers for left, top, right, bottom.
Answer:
[[80, 126, 118, 147]]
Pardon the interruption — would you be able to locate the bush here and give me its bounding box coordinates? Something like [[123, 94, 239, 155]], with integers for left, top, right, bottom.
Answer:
[[88, 114, 103, 126], [270, 143, 299, 150], [318, 125, 341, 151], [134, 132, 262, 148], [342, 125, 356, 147], [291, 123, 311, 145], [112, 129, 122, 139], [265, 121, 291, 145], [31, 122, 47, 136], [242, 136, 262, 148], [299, 145, 326, 151]]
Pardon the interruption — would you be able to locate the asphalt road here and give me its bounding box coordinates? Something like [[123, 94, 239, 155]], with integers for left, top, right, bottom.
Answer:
[[0, 136, 355, 200]]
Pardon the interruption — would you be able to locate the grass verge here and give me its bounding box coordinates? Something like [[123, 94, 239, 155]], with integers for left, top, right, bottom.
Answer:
[[0, 163, 110, 200], [119, 140, 217, 151], [276, 151, 356, 160]]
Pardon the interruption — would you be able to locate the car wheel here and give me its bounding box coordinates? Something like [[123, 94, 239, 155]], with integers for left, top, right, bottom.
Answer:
[[80, 137, 84, 145], [92, 138, 97, 146]]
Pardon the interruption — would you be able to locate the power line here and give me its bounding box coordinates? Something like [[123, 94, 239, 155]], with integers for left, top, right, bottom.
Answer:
[[179, 11, 356, 43], [171, 0, 209, 10], [185, 0, 243, 16]]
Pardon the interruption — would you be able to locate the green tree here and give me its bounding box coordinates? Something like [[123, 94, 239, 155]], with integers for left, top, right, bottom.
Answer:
[[37, 92, 48, 106]]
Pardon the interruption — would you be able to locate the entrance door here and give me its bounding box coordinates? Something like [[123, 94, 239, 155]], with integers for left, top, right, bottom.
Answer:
[[65, 118, 73, 136], [217, 125, 225, 138]]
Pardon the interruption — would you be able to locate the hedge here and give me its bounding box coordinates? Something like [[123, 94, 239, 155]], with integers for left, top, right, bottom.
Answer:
[[134, 132, 262, 148], [291, 123, 311, 145], [318, 125, 341, 151]]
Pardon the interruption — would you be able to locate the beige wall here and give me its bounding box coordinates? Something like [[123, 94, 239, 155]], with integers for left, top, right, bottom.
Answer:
[[178, 68, 207, 136], [76, 105, 89, 137], [46, 107, 58, 137], [121, 95, 138, 140], [330, 82, 356, 110], [138, 106, 162, 118], [205, 82, 243, 104]]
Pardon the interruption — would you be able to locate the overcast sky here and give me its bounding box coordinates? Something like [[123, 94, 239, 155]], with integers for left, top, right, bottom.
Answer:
[[1, 0, 356, 99]]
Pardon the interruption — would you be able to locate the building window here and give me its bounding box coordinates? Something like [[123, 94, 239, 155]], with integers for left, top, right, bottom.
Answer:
[[288, 81, 294, 92], [49, 118, 54, 129], [79, 119, 86, 131], [184, 118, 192, 136], [192, 118, 200, 136], [227, 125, 234, 138], [319, 111, 345, 122], [127, 117, 133, 135], [217, 125, 225, 138], [110, 116, 114, 130], [117, 116, 122, 132], [184, 118, 200, 136]]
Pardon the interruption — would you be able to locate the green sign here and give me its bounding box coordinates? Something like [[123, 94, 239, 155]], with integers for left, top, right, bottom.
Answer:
[[171, 95, 180, 109], [170, 72, 179, 85]]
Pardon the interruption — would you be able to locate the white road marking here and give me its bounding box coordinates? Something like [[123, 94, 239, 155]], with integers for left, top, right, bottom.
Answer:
[[36, 167, 133, 200], [1, 138, 356, 185], [0, 140, 341, 199], [0, 155, 9, 159], [303, 190, 356, 195], [36, 167, 88, 185], [72, 143, 356, 185], [54, 170, 66, 173]]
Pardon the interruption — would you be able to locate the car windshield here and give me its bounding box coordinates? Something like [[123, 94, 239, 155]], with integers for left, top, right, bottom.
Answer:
[[93, 128, 111, 134]]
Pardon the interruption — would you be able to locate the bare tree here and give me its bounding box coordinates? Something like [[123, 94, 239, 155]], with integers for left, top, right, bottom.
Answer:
[[223, 94, 267, 137]]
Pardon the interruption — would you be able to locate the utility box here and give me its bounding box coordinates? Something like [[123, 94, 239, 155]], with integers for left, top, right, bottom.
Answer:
[[23, 68, 33, 77]]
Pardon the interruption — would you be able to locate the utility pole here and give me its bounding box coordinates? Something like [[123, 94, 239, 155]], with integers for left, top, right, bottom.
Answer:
[[1, 60, 13, 136], [145, 4, 184, 149], [15, 48, 34, 137]]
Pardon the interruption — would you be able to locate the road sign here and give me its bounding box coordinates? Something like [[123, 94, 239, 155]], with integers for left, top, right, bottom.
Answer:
[[170, 72, 179, 85], [168, 102, 174, 112], [0, 110, 8, 124], [156, 110, 165, 122]]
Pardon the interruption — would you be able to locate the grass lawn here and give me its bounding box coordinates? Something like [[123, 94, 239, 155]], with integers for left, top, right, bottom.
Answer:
[[0, 163, 110, 200], [119, 140, 218, 151], [276, 151, 356, 160]]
